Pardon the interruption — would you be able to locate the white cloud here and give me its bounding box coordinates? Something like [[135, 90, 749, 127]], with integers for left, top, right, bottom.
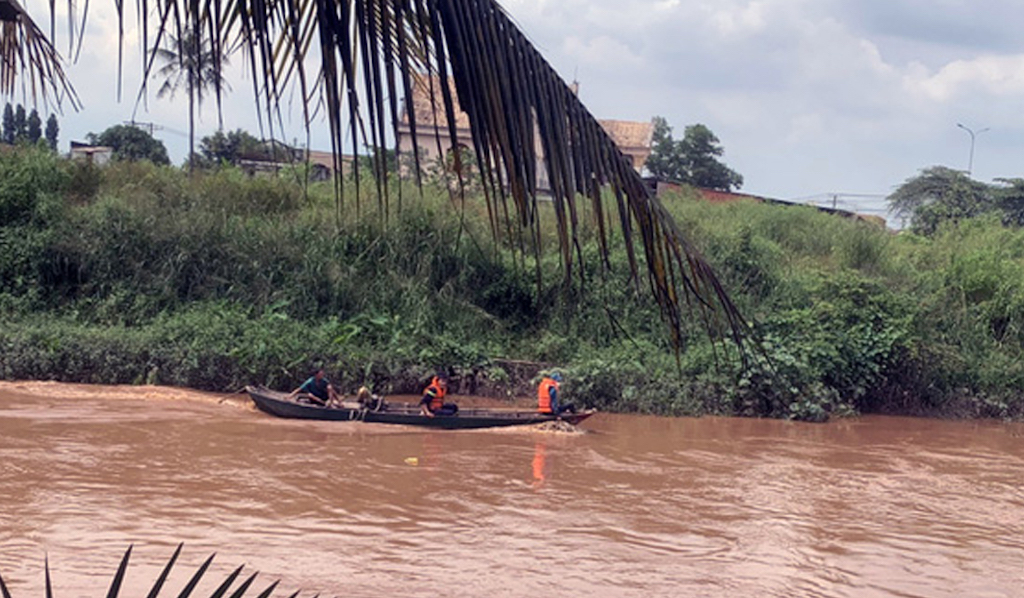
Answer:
[[907, 55, 1024, 101]]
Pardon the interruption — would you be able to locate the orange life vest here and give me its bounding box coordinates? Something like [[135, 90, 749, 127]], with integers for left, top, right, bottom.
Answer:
[[538, 377, 558, 413], [425, 377, 447, 411]]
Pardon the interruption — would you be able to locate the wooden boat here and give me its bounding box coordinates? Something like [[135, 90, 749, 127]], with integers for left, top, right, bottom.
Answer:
[[246, 386, 367, 420], [246, 386, 595, 429], [361, 401, 595, 429]]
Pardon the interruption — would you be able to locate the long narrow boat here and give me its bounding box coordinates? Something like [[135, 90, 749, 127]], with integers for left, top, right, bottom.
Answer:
[[246, 386, 595, 429], [246, 386, 366, 421]]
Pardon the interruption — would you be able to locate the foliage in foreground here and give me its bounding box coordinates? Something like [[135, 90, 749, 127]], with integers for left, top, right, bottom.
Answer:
[[3, 148, 1024, 420], [0, 545, 305, 597]]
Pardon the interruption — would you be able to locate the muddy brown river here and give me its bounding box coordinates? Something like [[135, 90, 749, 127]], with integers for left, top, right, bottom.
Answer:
[[1, 381, 1023, 597]]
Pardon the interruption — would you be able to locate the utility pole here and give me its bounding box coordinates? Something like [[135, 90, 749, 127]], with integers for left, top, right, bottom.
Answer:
[[124, 120, 163, 136], [956, 123, 990, 176]]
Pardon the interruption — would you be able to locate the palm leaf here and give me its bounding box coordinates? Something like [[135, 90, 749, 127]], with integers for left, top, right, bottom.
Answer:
[[0, 546, 299, 597], [43, 555, 51, 598], [0, 0, 79, 108], [176, 552, 216, 598], [2, 0, 752, 356], [225, 572, 259, 598], [208, 565, 246, 598], [146, 543, 184, 598], [0, 569, 12, 598], [104, 545, 133, 598]]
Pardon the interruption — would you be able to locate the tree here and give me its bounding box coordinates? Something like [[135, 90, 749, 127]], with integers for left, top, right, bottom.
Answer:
[[88, 125, 171, 165], [645, 117, 744, 191], [993, 178, 1024, 227], [1, 0, 752, 354], [1, 103, 13, 144], [198, 128, 264, 167], [45, 114, 59, 150], [153, 28, 230, 172], [26, 108, 41, 143], [13, 104, 26, 141], [887, 166, 994, 234]]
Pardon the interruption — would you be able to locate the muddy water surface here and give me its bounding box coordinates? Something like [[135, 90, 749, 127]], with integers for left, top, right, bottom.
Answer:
[[1, 381, 1023, 597]]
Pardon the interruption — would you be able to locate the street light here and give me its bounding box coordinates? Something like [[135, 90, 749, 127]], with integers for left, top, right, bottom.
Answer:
[[957, 123, 990, 176]]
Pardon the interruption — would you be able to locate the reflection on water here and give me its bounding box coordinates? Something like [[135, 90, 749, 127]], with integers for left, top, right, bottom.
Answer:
[[2, 381, 1024, 597], [532, 442, 547, 488]]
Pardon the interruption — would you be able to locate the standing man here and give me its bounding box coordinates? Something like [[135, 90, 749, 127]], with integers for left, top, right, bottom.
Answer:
[[289, 367, 339, 406], [538, 371, 576, 415], [419, 373, 458, 417]]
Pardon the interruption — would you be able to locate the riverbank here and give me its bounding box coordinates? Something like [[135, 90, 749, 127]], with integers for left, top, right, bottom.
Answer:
[[2, 146, 1024, 420]]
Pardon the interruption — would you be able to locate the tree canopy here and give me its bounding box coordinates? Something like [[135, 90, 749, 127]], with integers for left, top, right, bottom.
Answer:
[[887, 166, 994, 234], [1, 103, 13, 144], [45, 113, 59, 150], [198, 129, 264, 167], [645, 117, 744, 191], [88, 125, 171, 165], [2, 102, 56, 147]]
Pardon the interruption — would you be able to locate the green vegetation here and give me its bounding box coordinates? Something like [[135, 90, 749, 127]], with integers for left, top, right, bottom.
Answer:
[[2, 102, 58, 147], [2, 146, 1023, 420], [87, 125, 171, 165], [888, 166, 1024, 234], [645, 117, 743, 191]]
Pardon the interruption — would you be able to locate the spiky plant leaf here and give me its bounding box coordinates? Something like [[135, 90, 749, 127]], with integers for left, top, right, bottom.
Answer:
[[225, 572, 258, 598], [44, 554, 52, 598], [208, 564, 245, 598], [0, 569, 11, 598], [146, 543, 184, 598], [105, 545, 132, 598], [253, 580, 278, 598], [175, 553, 215, 598]]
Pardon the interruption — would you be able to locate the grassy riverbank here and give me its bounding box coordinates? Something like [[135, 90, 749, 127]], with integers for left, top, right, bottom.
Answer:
[[2, 146, 1023, 419]]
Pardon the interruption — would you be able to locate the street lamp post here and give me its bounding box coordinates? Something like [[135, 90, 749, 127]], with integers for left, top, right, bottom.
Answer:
[[956, 123, 990, 176]]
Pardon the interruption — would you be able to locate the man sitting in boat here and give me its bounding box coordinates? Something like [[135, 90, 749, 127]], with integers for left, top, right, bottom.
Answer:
[[288, 368, 339, 406], [538, 371, 576, 415], [419, 373, 458, 417]]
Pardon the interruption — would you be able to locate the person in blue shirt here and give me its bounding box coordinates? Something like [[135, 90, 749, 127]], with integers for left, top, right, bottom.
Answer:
[[288, 368, 339, 405]]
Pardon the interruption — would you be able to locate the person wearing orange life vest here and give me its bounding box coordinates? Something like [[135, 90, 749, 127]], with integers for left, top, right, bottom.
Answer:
[[419, 373, 458, 417], [538, 371, 576, 415]]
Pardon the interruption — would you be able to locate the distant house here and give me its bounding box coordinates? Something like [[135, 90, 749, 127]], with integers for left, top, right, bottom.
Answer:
[[396, 76, 654, 193], [69, 141, 113, 166], [237, 140, 354, 181]]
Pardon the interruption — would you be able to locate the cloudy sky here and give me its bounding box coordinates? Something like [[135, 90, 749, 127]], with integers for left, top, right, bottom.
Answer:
[[23, 0, 1024, 221]]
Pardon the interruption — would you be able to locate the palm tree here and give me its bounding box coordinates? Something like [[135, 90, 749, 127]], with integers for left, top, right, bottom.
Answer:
[[0, 0, 751, 356], [152, 27, 229, 171]]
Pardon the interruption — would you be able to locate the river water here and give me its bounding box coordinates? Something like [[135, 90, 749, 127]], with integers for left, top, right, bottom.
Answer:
[[1, 381, 1023, 597]]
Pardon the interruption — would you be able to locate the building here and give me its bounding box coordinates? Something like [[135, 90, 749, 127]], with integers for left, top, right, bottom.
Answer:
[[237, 140, 354, 181], [396, 76, 654, 192], [69, 141, 113, 166]]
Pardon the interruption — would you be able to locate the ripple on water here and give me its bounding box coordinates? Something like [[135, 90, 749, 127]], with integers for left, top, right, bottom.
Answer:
[[5, 384, 1024, 596]]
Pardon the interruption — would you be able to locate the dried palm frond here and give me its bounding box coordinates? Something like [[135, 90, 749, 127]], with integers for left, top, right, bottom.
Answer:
[[0, 0, 78, 108], [2, 0, 752, 358]]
